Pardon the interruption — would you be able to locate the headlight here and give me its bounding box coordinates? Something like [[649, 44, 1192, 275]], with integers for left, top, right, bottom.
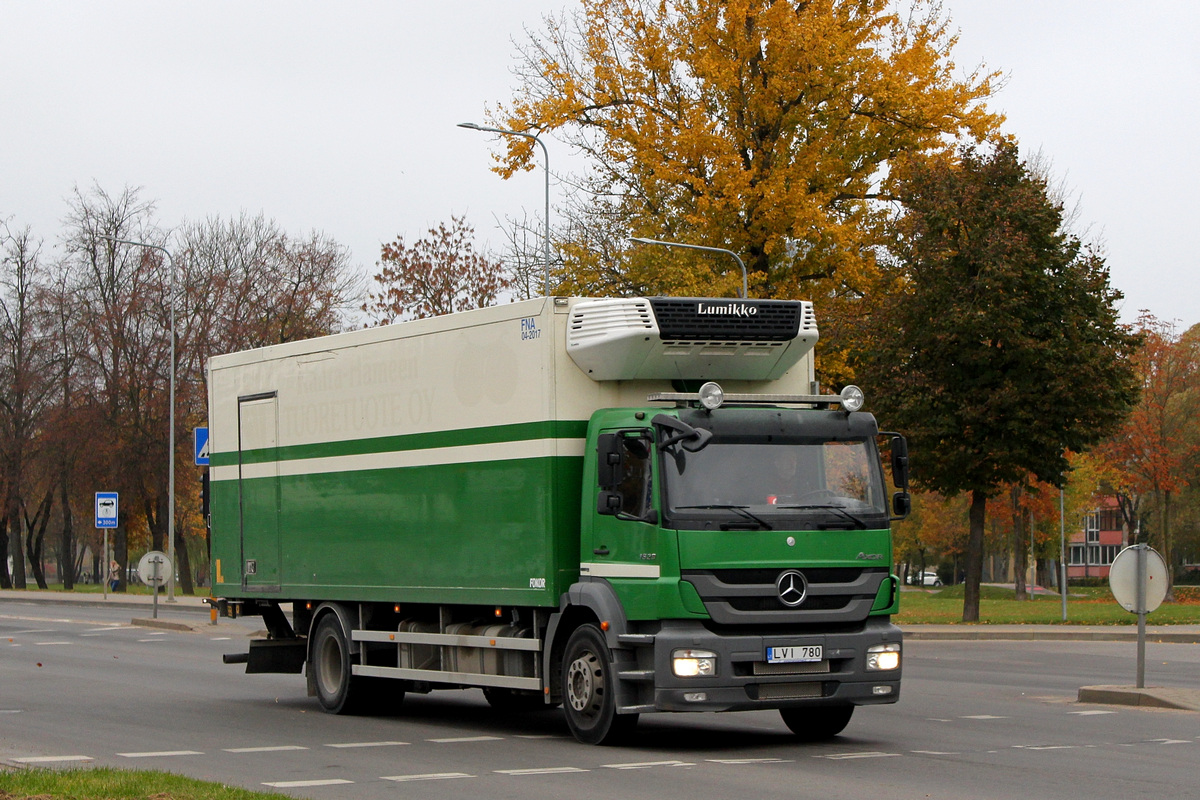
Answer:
[[672, 649, 717, 677], [866, 642, 900, 671], [698, 382, 724, 410], [840, 384, 865, 412]]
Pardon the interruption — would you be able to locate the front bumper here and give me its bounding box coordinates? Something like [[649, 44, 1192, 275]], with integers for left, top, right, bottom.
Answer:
[[632, 616, 902, 713]]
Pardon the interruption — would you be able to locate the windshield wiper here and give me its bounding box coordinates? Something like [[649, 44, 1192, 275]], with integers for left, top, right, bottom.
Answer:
[[674, 504, 773, 530], [776, 504, 868, 530]]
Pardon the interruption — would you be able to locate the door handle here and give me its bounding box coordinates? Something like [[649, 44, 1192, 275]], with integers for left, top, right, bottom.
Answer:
[[593, 546, 610, 556]]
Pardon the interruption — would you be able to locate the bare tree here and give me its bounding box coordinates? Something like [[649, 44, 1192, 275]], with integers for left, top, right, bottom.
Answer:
[[363, 216, 509, 323]]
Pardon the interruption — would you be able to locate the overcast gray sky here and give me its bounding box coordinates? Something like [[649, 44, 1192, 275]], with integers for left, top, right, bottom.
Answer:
[[2, 1, 1196, 330]]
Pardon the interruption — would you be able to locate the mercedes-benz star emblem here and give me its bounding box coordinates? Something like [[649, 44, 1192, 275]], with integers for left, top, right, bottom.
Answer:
[[776, 569, 808, 607]]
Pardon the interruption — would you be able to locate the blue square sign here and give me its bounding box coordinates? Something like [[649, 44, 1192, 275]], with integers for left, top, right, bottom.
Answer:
[[95, 492, 119, 529], [194, 427, 210, 466]]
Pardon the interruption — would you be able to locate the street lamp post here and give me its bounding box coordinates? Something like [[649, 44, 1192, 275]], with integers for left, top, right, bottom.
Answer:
[[629, 236, 749, 299], [458, 122, 551, 296], [100, 235, 178, 602]]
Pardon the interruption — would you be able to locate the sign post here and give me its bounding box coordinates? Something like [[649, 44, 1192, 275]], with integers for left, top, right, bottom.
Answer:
[[1108, 544, 1168, 688], [95, 492, 118, 600], [138, 551, 171, 620]]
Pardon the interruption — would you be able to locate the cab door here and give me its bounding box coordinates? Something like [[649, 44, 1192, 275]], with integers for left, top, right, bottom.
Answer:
[[584, 429, 661, 591]]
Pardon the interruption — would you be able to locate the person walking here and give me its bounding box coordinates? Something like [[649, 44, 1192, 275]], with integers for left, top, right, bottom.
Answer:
[[108, 559, 120, 592]]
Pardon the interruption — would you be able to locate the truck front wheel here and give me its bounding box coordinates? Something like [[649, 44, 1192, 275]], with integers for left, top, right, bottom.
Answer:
[[561, 624, 637, 745], [311, 614, 364, 714], [780, 705, 854, 740]]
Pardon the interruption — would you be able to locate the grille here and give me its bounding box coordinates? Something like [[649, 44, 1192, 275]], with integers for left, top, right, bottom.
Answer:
[[649, 298, 809, 341], [682, 568, 887, 626], [753, 682, 824, 700]]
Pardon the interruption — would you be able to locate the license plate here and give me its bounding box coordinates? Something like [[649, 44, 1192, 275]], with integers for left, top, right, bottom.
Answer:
[[766, 645, 823, 664]]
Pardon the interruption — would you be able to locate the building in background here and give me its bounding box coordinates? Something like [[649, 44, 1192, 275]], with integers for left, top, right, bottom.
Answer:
[[1067, 496, 1126, 579]]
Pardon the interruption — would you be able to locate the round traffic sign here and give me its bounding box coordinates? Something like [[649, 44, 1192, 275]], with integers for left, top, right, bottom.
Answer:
[[1108, 545, 1168, 614], [137, 551, 172, 587]]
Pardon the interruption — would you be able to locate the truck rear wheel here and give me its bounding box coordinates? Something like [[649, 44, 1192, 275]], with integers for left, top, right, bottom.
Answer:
[[311, 615, 365, 714], [561, 624, 637, 745], [780, 705, 854, 740]]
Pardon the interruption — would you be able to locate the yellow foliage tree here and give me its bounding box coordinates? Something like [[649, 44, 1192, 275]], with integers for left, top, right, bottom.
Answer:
[[495, 0, 1001, 320]]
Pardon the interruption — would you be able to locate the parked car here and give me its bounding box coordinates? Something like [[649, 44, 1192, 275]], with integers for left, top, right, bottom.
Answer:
[[912, 570, 943, 587]]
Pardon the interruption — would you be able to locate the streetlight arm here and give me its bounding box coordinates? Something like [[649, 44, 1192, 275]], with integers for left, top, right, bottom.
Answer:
[[459, 122, 552, 296], [630, 237, 748, 299]]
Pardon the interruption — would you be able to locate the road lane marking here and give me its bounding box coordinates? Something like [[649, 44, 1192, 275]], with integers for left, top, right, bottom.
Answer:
[[707, 758, 794, 765], [13, 629, 57, 634], [34, 641, 71, 646], [817, 751, 901, 760], [117, 750, 204, 758], [382, 773, 474, 782], [263, 780, 353, 788], [961, 715, 1008, 719], [603, 760, 694, 770], [210, 637, 232, 641], [326, 741, 409, 748], [137, 639, 164, 643], [428, 736, 503, 743], [911, 750, 960, 755], [224, 746, 309, 753], [1069, 710, 1117, 715], [495, 767, 589, 776], [12, 755, 93, 763]]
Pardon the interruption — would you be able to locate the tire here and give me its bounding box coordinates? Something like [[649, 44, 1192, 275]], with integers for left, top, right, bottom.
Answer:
[[483, 687, 554, 713], [310, 614, 366, 714], [561, 624, 637, 745], [780, 705, 854, 741]]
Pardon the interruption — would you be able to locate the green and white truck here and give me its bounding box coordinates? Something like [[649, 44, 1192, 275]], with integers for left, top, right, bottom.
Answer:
[[209, 295, 909, 744]]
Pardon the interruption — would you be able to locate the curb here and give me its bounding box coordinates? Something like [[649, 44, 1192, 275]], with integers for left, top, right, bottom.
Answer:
[[131, 617, 196, 633], [1078, 685, 1200, 712]]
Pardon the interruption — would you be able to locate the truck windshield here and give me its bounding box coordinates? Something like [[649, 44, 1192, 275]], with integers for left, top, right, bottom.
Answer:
[[661, 439, 888, 525]]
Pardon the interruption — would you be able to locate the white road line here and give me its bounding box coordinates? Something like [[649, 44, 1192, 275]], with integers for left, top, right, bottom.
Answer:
[[13, 629, 57, 634], [137, 639, 164, 643], [1149, 739, 1192, 745], [117, 750, 204, 758], [603, 760, 694, 770], [911, 750, 961, 755], [86, 626, 130, 632], [210, 637, 232, 641], [1014, 745, 1076, 751], [513, 734, 570, 739], [817, 751, 902, 760], [707, 758, 794, 765], [326, 741, 409, 749], [0, 710, 22, 714], [961, 715, 1008, 720], [224, 746, 309, 753], [428, 736, 503, 743], [12, 755, 93, 764], [382, 773, 474, 782], [1070, 709, 1117, 715], [263, 780, 353, 788], [34, 641, 71, 646], [495, 767, 589, 776]]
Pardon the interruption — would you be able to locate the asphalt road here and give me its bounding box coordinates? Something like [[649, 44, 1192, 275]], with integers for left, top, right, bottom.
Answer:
[[2, 599, 1199, 800]]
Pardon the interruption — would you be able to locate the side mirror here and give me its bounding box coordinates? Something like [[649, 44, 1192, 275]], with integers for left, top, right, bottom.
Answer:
[[889, 435, 909, 490], [597, 490, 622, 516], [891, 492, 911, 519], [597, 433, 622, 489]]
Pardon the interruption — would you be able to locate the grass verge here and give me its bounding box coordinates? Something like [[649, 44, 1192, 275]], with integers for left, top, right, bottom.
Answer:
[[0, 767, 280, 800], [897, 584, 1200, 625]]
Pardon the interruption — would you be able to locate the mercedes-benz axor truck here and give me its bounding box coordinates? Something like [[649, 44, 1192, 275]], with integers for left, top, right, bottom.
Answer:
[[209, 295, 910, 744]]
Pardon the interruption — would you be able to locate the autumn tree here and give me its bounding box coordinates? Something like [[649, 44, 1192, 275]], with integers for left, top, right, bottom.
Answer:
[[363, 216, 509, 323], [856, 142, 1140, 622], [1098, 314, 1200, 595], [495, 0, 999, 317]]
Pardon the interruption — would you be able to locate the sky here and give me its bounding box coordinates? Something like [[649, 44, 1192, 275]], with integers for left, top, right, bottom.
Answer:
[[2, 1, 1197, 331]]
